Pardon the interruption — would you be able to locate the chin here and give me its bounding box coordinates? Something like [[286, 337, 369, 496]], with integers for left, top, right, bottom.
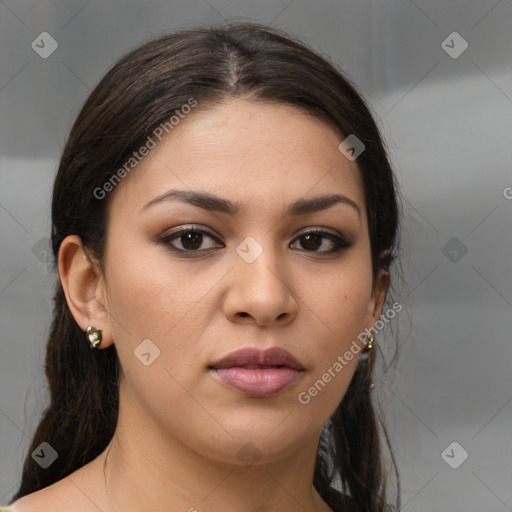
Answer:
[[192, 420, 315, 467]]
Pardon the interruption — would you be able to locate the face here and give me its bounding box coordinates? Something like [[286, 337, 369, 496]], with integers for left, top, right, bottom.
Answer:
[[93, 98, 387, 465]]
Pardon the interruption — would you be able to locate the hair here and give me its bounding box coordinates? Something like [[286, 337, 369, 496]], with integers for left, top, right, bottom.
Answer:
[[10, 21, 402, 512]]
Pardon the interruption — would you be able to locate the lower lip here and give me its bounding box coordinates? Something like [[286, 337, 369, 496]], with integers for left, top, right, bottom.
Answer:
[[212, 367, 302, 397]]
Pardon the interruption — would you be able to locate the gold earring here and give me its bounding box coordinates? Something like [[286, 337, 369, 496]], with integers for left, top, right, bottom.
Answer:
[[365, 333, 375, 389], [85, 326, 102, 349], [363, 333, 374, 353]]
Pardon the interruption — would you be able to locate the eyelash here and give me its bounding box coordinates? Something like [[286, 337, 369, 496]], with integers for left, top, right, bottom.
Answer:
[[158, 225, 352, 257]]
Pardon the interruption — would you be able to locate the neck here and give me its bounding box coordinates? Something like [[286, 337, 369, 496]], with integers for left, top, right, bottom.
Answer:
[[85, 377, 332, 512]]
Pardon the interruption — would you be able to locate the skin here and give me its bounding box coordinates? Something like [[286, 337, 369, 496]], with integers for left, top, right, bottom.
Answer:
[[12, 98, 388, 512]]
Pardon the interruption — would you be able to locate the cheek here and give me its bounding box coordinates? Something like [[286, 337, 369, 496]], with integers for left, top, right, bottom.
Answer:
[[294, 305, 367, 429], [101, 241, 225, 436], [294, 258, 373, 413], [313, 257, 374, 345], [103, 237, 209, 337], [102, 237, 230, 382]]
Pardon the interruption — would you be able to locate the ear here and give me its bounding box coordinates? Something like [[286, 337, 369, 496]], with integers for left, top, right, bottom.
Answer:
[[58, 235, 114, 349], [365, 267, 390, 328]]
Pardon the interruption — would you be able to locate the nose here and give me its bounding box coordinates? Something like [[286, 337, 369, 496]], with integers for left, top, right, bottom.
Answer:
[[222, 241, 299, 328]]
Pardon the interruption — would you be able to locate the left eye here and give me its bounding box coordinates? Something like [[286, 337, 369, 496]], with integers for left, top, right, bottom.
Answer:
[[158, 226, 351, 255], [290, 229, 351, 253]]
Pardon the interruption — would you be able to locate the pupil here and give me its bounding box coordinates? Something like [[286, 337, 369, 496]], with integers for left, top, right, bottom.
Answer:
[[183, 232, 202, 250], [302, 234, 321, 250]]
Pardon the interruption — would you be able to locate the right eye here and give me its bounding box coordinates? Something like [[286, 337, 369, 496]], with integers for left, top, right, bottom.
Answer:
[[158, 225, 224, 255]]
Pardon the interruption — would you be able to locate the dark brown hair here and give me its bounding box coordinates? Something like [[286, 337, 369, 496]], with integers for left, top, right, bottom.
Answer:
[[11, 21, 401, 512]]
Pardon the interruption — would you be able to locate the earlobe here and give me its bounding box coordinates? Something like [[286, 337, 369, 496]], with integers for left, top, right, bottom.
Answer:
[[58, 235, 114, 349]]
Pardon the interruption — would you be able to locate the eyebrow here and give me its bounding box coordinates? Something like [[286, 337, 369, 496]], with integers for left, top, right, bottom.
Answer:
[[141, 189, 361, 220]]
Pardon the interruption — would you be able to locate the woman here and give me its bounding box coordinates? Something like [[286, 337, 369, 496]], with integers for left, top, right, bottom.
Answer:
[[5, 22, 401, 512]]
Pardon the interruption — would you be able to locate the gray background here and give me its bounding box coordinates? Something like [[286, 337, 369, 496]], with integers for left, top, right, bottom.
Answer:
[[1, 1, 511, 510]]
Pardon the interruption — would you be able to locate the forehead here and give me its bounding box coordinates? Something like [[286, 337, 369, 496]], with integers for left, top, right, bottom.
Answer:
[[108, 98, 366, 221]]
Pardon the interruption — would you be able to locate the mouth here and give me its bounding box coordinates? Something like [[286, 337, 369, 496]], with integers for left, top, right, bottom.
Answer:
[[209, 346, 305, 397]]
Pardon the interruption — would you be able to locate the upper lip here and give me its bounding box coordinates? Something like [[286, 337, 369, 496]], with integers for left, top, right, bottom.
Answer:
[[210, 346, 305, 371]]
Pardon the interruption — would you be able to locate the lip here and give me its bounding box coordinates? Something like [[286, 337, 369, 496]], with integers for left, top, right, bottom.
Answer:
[[209, 346, 305, 398]]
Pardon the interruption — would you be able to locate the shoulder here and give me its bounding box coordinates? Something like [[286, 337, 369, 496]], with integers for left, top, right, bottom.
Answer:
[[6, 477, 81, 512], [4, 488, 53, 512], [6, 462, 108, 512]]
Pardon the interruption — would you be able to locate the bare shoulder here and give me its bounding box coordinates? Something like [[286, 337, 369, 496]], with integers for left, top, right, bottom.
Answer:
[[9, 478, 71, 512], [9, 469, 104, 512]]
